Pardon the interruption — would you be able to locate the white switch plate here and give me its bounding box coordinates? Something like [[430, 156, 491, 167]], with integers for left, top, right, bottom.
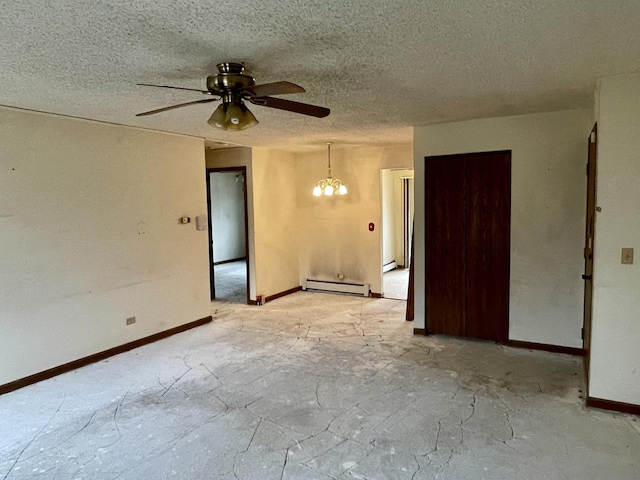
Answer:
[[195, 215, 208, 231]]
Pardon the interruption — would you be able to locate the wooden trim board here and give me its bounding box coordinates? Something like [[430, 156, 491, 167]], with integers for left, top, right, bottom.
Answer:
[[0, 316, 212, 396], [506, 340, 584, 356], [265, 286, 302, 303], [586, 397, 640, 416], [413, 328, 426, 335], [213, 256, 246, 266], [371, 292, 383, 298]]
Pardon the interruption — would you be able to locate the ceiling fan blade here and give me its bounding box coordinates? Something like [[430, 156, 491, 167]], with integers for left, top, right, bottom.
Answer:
[[136, 98, 218, 117], [251, 97, 330, 118], [137, 83, 212, 94], [244, 81, 305, 97]]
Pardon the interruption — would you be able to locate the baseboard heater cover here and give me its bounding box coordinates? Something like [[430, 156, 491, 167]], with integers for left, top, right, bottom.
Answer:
[[302, 279, 370, 297], [383, 261, 397, 273]]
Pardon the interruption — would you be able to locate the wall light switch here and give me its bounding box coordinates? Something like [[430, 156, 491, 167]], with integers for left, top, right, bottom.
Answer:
[[621, 248, 634, 265], [195, 215, 208, 231]]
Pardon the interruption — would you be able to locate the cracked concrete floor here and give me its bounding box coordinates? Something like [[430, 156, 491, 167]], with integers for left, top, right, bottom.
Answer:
[[1, 292, 639, 479]]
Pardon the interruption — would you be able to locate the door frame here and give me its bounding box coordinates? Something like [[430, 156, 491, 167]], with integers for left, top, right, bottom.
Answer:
[[379, 168, 414, 298], [582, 124, 597, 391], [206, 167, 250, 304]]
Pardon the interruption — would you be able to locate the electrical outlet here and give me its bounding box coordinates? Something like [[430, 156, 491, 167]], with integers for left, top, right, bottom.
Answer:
[[126, 317, 136, 325], [337, 273, 345, 280], [621, 248, 634, 265]]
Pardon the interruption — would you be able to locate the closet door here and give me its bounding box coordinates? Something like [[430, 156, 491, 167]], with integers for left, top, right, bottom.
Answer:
[[425, 156, 466, 336], [465, 152, 511, 342], [425, 151, 511, 342]]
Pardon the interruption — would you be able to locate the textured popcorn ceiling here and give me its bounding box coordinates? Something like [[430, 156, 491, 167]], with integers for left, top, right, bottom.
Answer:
[[2, 0, 640, 149]]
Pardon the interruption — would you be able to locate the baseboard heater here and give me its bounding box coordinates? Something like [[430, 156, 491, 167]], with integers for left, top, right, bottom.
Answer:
[[383, 260, 397, 273], [302, 279, 370, 297]]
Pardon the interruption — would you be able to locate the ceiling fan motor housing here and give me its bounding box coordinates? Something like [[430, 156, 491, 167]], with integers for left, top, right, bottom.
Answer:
[[207, 62, 255, 95]]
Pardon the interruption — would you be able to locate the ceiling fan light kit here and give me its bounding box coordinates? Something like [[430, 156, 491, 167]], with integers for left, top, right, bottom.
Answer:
[[208, 102, 259, 131], [137, 62, 329, 131], [313, 143, 347, 197]]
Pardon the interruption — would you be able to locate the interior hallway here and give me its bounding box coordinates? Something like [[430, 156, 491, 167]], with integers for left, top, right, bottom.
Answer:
[[1, 293, 638, 479]]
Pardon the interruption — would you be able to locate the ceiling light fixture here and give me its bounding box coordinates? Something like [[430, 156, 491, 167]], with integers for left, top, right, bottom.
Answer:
[[313, 143, 347, 197], [207, 95, 259, 131]]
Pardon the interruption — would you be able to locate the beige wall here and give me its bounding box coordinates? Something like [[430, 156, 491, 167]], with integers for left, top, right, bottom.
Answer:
[[296, 145, 413, 294], [414, 109, 593, 347], [251, 147, 300, 298], [590, 72, 640, 405], [0, 107, 211, 385]]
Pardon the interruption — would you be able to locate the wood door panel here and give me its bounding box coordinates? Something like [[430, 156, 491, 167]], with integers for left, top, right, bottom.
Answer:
[[425, 156, 466, 336], [465, 153, 511, 342], [425, 151, 511, 342]]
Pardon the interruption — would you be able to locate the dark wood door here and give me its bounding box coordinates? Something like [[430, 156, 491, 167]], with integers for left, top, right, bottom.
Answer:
[[465, 153, 511, 342], [425, 151, 511, 342], [583, 125, 597, 388], [425, 156, 466, 337]]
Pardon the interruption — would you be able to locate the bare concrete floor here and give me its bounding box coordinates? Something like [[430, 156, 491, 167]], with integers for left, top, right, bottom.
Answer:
[[383, 268, 409, 300], [1, 292, 639, 479], [214, 260, 247, 304]]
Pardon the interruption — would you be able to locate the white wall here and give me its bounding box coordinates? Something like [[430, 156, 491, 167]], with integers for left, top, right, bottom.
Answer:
[[210, 171, 246, 262], [0, 107, 211, 386], [381, 169, 396, 266], [414, 109, 593, 347], [205, 147, 257, 301], [251, 147, 300, 298], [297, 145, 413, 294], [590, 72, 640, 405]]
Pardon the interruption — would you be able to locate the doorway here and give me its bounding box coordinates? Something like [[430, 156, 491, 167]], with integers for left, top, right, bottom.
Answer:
[[206, 167, 250, 304], [381, 168, 414, 300], [425, 151, 511, 342]]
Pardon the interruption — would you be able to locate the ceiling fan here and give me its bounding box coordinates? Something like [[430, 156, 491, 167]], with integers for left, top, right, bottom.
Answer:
[[136, 62, 330, 131]]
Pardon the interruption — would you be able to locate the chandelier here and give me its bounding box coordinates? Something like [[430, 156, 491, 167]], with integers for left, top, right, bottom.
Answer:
[[313, 143, 348, 196]]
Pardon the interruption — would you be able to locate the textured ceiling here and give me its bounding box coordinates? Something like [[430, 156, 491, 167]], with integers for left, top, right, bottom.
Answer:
[[2, 0, 640, 149]]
